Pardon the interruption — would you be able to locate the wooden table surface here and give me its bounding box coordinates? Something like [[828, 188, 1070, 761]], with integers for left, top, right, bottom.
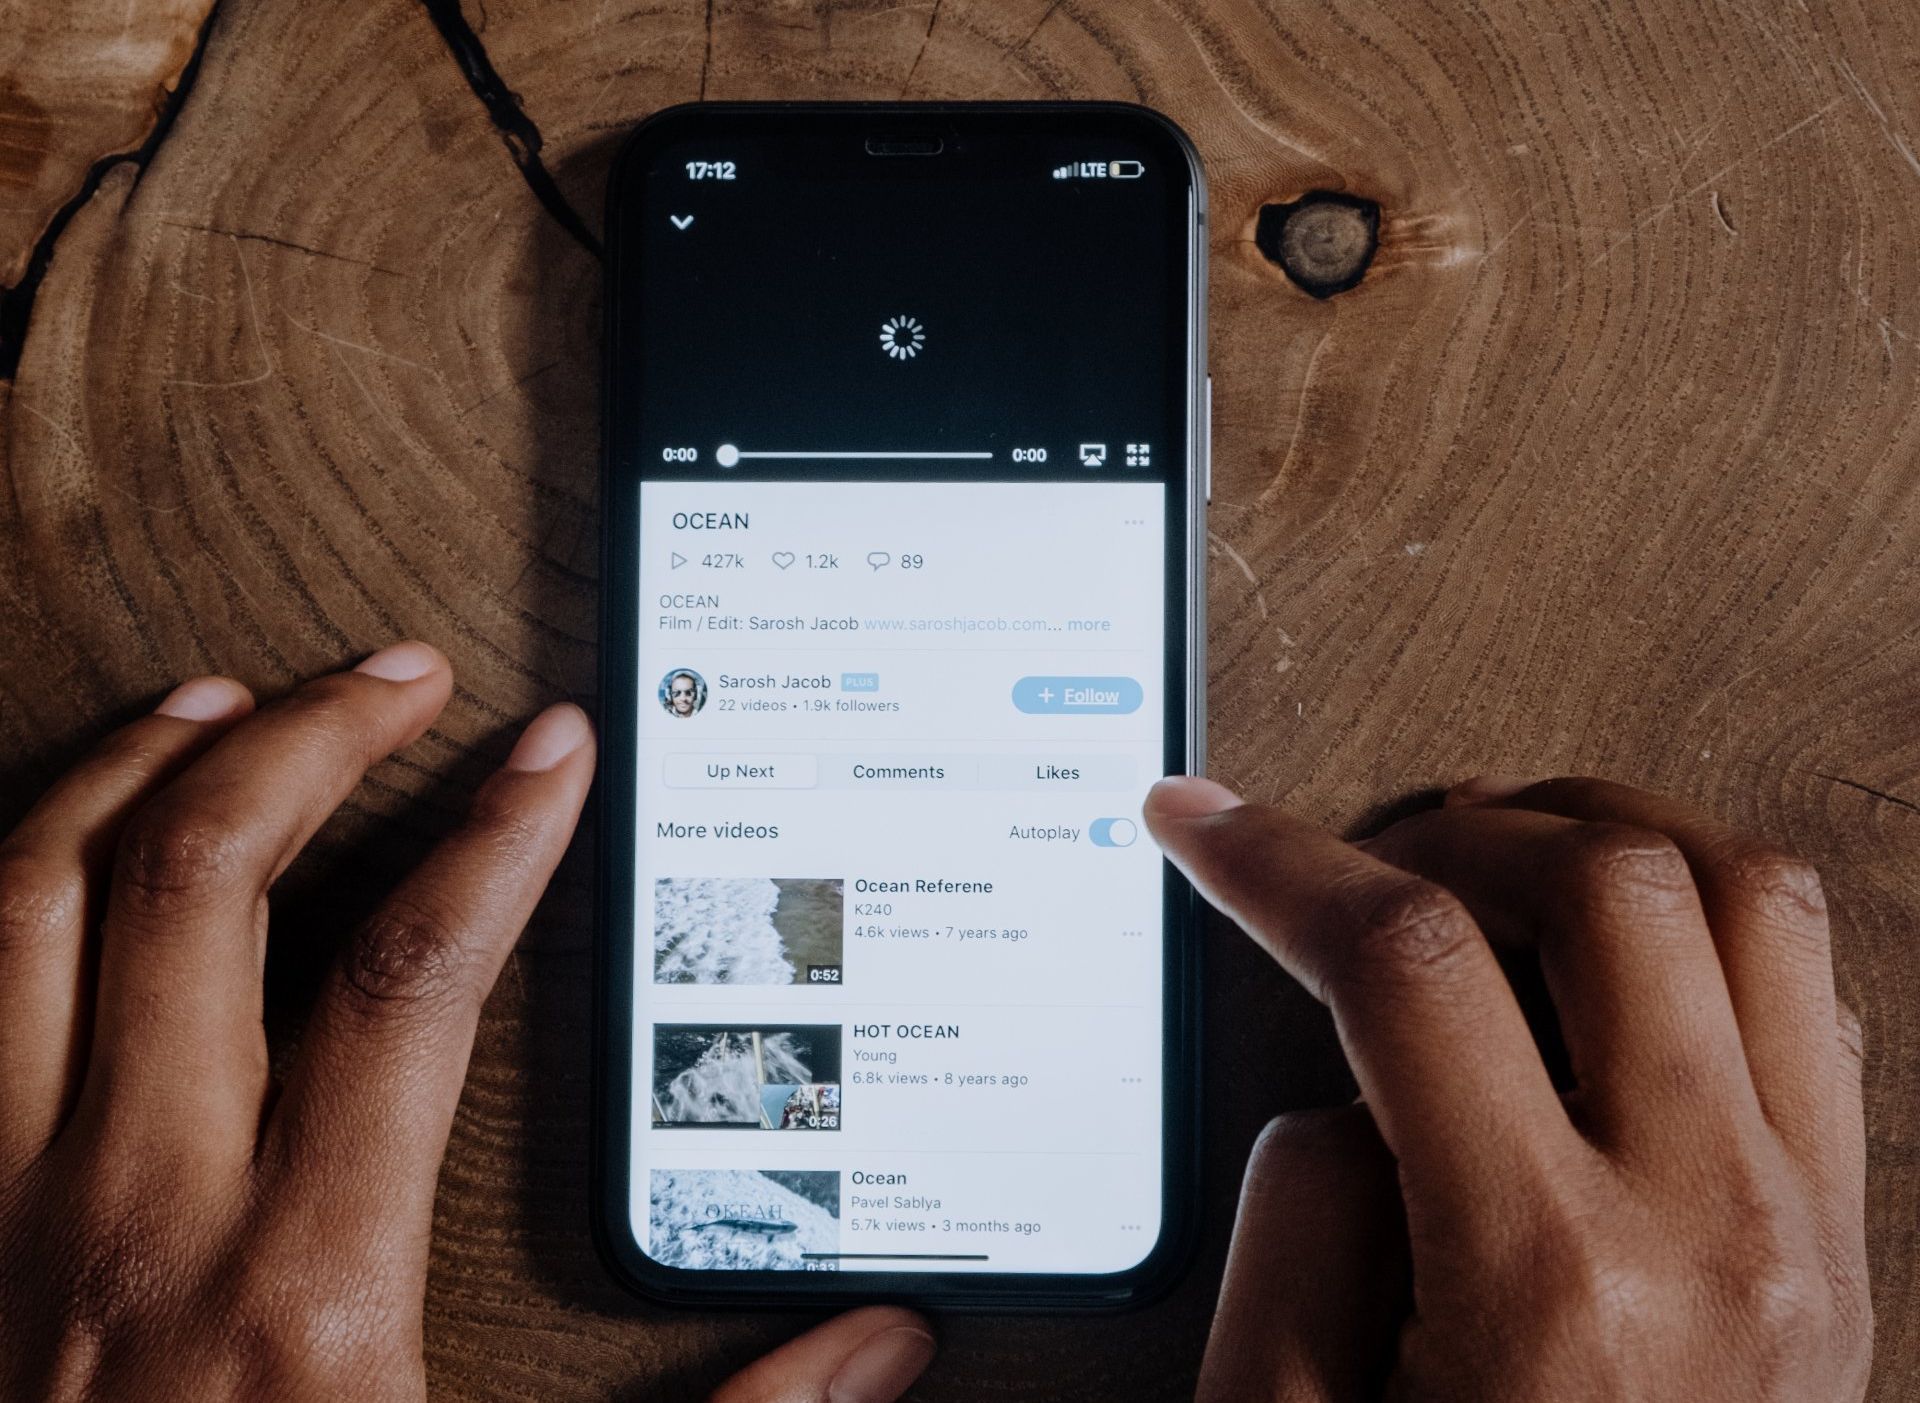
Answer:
[[3, 1, 1916, 1398]]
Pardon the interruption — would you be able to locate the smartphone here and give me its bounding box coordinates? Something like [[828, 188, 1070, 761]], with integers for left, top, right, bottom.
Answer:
[[595, 102, 1207, 1309]]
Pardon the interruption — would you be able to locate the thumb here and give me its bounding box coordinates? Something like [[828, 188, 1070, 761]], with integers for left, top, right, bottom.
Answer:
[[1199, 1108, 1408, 1403], [710, 1307, 936, 1403]]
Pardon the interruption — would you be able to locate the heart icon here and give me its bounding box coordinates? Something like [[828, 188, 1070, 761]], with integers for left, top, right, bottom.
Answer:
[[771, 551, 795, 570]]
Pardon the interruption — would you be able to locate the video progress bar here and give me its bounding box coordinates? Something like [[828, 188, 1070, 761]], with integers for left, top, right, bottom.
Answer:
[[802, 1259, 998, 1266], [717, 446, 993, 464]]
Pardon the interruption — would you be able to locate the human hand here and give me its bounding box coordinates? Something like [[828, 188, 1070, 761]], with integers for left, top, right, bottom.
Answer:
[[1145, 775, 1870, 1403], [0, 644, 933, 1403]]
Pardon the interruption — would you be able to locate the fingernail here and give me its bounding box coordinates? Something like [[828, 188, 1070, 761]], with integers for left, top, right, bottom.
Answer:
[[1144, 774, 1246, 820], [505, 703, 592, 772], [1444, 774, 1535, 807], [154, 676, 253, 722], [353, 640, 443, 682], [827, 1325, 937, 1403]]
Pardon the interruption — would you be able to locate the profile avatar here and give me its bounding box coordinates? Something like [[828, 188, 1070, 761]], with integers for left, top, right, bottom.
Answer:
[[660, 669, 707, 718]]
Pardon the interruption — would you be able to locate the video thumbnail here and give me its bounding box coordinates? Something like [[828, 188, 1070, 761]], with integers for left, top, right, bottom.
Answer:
[[654, 877, 845, 986], [648, 1168, 840, 1270], [652, 1024, 843, 1130]]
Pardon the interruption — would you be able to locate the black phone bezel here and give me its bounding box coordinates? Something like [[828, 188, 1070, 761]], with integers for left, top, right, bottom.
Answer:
[[593, 101, 1207, 1311]]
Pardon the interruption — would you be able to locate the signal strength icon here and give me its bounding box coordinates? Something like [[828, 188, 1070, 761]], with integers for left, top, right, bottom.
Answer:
[[1052, 160, 1142, 180]]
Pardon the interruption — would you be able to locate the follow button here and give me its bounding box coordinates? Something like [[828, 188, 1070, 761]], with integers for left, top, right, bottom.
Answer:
[[1010, 676, 1143, 715]]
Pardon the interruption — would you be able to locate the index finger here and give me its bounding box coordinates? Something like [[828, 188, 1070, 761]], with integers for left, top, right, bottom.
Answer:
[[1144, 777, 1588, 1245], [0, 677, 253, 1163]]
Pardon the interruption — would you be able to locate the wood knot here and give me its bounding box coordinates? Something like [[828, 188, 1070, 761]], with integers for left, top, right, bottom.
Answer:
[[1256, 192, 1380, 299]]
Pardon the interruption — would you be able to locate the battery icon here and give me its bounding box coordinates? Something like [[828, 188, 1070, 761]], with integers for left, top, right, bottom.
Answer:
[[1108, 160, 1145, 178]]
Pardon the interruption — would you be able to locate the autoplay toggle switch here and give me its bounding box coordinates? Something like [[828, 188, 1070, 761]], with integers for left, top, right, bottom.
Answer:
[[1089, 818, 1138, 848]]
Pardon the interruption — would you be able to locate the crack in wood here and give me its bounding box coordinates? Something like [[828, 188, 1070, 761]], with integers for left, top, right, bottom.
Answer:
[[1016, 0, 1065, 53], [456, 357, 560, 419], [698, 0, 716, 99], [0, 1, 222, 382], [1711, 189, 1737, 235], [415, 0, 604, 262], [158, 220, 414, 277], [898, 0, 943, 99], [1813, 772, 1920, 818]]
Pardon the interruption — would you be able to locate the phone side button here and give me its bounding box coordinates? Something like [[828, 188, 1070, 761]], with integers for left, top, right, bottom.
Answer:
[[1204, 374, 1214, 503]]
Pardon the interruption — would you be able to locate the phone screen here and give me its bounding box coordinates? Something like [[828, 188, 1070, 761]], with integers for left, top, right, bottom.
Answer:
[[600, 105, 1204, 1297]]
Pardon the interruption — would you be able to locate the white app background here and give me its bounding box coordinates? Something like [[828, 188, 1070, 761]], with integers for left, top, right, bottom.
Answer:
[[633, 480, 1166, 1274]]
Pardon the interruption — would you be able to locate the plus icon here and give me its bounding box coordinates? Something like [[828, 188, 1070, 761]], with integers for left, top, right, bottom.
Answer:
[[1037, 686, 1056, 704]]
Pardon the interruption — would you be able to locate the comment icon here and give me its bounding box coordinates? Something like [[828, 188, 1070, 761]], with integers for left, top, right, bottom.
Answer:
[[866, 551, 891, 570]]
